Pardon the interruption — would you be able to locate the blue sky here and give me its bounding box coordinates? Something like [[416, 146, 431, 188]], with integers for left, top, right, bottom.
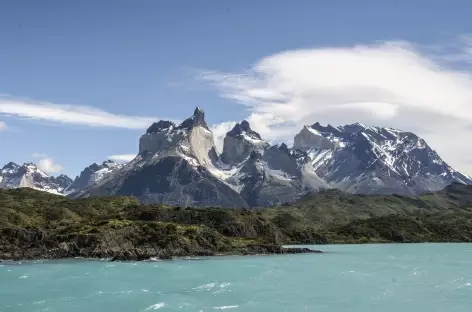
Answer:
[[2, 0, 472, 177]]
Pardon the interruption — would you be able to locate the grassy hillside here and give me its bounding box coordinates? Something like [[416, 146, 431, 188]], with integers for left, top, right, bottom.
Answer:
[[0, 188, 318, 260], [2, 183, 472, 260]]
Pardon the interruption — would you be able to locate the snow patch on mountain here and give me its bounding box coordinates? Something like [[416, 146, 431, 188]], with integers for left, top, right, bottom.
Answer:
[[65, 160, 123, 193]]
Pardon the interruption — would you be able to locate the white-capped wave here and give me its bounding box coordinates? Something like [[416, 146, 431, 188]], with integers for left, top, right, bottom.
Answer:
[[193, 283, 217, 291], [145, 302, 165, 310], [193, 282, 231, 292], [213, 305, 239, 310]]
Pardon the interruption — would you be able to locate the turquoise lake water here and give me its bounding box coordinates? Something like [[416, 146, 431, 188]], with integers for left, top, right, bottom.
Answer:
[[1, 244, 472, 311]]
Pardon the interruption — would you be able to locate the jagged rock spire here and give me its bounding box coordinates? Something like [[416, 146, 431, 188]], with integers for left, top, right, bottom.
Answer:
[[178, 106, 209, 130], [145, 107, 209, 135], [279, 143, 290, 152]]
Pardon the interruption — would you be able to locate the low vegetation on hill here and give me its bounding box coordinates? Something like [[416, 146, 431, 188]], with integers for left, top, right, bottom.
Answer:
[[1, 183, 472, 260], [0, 188, 317, 260]]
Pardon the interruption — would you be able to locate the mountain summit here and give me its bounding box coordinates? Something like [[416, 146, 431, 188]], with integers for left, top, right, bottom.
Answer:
[[5, 108, 471, 207]]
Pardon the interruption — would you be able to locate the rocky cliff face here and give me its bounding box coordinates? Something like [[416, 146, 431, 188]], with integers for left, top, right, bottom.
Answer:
[[227, 150, 309, 207], [72, 108, 330, 207], [72, 107, 249, 208], [221, 120, 270, 165]]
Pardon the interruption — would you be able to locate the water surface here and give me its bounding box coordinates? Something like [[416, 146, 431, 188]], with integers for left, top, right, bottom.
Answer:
[[1, 244, 472, 311]]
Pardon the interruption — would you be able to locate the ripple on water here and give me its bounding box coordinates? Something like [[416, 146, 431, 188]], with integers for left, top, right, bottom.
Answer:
[[192, 283, 217, 291], [192, 282, 232, 292], [3, 244, 472, 312]]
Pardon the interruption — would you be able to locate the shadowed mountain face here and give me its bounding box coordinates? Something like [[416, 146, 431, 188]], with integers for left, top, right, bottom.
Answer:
[[65, 160, 123, 193], [72, 108, 332, 207], [71, 107, 249, 208], [4, 108, 471, 207]]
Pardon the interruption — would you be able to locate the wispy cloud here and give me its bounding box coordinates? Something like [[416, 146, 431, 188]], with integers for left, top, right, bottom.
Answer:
[[455, 35, 472, 64], [210, 121, 237, 153], [0, 95, 159, 129], [37, 158, 63, 174], [108, 154, 136, 163], [31, 153, 63, 174], [199, 38, 472, 174], [0, 121, 6, 131]]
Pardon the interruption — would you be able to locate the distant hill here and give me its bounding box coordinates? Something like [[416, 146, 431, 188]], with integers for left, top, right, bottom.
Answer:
[[263, 182, 472, 229]]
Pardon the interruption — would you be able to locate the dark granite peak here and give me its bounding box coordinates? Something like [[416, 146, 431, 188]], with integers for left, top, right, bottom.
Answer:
[[227, 120, 262, 140], [178, 107, 209, 130], [311, 122, 340, 134], [146, 120, 176, 134], [2, 162, 19, 170]]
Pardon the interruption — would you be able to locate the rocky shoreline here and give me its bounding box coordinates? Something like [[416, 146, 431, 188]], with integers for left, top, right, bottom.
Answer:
[[0, 222, 322, 262], [0, 242, 321, 262]]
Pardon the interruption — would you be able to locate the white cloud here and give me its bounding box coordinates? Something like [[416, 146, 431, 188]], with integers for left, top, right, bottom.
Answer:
[[210, 121, 237, 153], [0, 121, 6, 131], [37, 158, 63, 174], [0, 95, 159, 129], [108, 154, 136, 163], [200, 39, 472, 174]]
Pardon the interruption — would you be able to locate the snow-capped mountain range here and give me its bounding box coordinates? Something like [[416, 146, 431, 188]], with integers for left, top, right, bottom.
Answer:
[[2, 107, 471, 207], [0, 160, 123, 195], [0, 162, 73, 195], [293, 122, 471, 195]]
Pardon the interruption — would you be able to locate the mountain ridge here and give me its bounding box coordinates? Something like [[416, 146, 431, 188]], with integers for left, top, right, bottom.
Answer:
[[2, 107, 471, 206], [294, 121, 471, 195]]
